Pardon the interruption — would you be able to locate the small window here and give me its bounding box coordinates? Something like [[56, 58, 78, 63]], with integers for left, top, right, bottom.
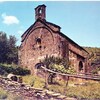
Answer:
[[36, 38, 41, 44]]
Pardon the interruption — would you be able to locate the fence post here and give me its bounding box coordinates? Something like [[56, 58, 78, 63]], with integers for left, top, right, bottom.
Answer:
[[64, 76, 69, 95]]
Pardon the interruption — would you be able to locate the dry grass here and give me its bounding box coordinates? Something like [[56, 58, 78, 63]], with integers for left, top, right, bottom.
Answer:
[[22, 75, 100, 99], [0, 87, 23, 100]]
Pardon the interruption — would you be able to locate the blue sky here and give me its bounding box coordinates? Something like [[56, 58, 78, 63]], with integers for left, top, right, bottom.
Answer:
[[0, 1, 100, 47]]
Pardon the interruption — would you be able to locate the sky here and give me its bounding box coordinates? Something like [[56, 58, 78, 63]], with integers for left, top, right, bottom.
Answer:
[[0, 1, 100, 47]]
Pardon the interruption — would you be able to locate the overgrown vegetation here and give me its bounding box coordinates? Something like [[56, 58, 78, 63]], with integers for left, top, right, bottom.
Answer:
[[42, 56, 76, 84], [84, 47, 100, 62], [0, 63, 30, 76], [84, 47, 100, 65], [42, 56, 76, 74], [84, 47, 100, 74]]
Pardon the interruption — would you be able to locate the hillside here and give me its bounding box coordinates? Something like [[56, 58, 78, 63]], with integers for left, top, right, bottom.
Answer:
[[83, 47, 100, 63], [83, 47, 100, 73]]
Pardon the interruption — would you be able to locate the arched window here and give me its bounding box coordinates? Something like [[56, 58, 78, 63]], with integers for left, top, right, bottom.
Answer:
[[79, 61, 83, 71], [36, 38, 41, 44]]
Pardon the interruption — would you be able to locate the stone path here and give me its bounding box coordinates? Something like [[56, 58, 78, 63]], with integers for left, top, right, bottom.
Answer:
[[0, 76, 74, 100]]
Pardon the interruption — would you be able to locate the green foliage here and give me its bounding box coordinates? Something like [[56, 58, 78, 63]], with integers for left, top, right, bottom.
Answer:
[[42, 56, 76, 74], [84, 47, 100, 62], [0, 88, 8, 99], [49, 64, 76, 74], [7, 35, 18, 64], [42, 56, 69, 69], [0, 63, 30, 76], [49, 64, 65, 72], [0, 31, 18, 64], [0, 32, 8, 63], [23, 75, 45, 88], [91, 67, 100, 74]]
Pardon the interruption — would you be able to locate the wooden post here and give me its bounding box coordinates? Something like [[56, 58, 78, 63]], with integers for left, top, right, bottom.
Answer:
[[64, 76, 69, 95], [44, 68, 48, 89]]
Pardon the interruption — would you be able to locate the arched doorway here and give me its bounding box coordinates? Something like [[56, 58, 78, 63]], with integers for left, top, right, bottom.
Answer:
[[79, 61, 83, 72], [34, 63, 44, 75], [35, 63, 44, 69]]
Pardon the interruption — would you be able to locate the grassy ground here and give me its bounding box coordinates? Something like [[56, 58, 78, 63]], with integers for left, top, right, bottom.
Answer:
[[23, 75, 100, 99], [0, 75, 100, 99], [0, 87, 8, 99], [0, 87, 23, 100]]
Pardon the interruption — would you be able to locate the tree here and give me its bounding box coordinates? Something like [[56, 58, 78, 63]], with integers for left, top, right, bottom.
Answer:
[[0, 31, 18, 64], [0, 32, 8, 63], [7, 35, 18, 64]]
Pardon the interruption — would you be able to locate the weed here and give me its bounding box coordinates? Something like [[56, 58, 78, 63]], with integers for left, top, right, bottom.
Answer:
[[22, 75, 100, 99]]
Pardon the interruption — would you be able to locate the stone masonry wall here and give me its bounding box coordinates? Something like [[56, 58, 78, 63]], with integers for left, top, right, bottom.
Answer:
[[19, 21, 87, 74]]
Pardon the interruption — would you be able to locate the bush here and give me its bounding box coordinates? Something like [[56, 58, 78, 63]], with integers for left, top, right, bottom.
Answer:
[[42, 56, 69, 69], [42, 56, 76, 74], [0, 63, 30, 76]]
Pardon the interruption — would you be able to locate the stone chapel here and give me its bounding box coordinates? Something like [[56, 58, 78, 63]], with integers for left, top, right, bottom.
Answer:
[[19, 4, 89, 74]]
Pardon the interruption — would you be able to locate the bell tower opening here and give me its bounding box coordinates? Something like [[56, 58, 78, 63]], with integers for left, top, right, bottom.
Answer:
[[35, 4, 46, 20]]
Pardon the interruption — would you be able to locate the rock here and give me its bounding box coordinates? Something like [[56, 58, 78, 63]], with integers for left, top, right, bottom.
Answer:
[[7, 73, 18, 81]]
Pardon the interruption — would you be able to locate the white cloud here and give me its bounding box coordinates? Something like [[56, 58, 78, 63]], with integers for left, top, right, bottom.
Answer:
[[18, 30, 23, 34], [1, 13, 19, 25], [0, 1, 4, 3]]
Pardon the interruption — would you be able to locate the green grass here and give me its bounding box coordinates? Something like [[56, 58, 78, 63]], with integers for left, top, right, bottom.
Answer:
[[66, 82, 100, 99], [0, 88, 8, 99], [0, 87, 23, 100], [22, 75, 100, 99], [23, 75, 45, 88]]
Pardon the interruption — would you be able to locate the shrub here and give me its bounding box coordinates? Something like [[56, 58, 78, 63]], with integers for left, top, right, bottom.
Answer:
[[42, 56, 69, 69], [42, 56, 76, 74], [0, 63, 30, 76]]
